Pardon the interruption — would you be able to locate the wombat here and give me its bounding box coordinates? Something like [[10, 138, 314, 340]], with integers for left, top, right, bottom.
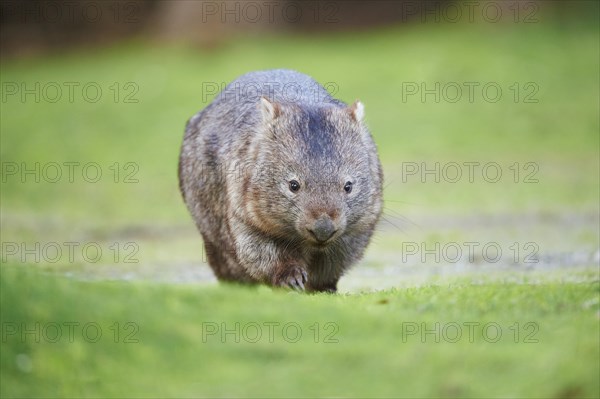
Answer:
[[178, 69, 383, 292]]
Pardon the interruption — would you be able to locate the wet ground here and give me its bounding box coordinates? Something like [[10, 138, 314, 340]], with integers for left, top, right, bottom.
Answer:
[[7, 210, 596, 293]]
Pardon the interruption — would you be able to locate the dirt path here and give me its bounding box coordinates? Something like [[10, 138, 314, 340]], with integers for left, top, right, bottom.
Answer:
[[5, 210, 594, 292]]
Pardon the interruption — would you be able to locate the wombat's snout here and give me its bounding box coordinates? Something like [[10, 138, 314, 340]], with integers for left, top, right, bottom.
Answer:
[[307, 216, 337, 244]]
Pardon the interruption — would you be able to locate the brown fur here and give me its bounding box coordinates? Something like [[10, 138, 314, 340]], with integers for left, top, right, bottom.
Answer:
[[178, 69, 383, 292]]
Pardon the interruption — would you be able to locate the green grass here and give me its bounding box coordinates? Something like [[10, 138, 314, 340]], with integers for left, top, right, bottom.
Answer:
[[1, 267, 599, 398], [1, 15, 598, 228], [1, 6, 599, 398]]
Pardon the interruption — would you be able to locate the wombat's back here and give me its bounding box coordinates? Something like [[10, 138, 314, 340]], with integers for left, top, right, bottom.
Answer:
[[219, 69, 342, 106], [181, 69, 345, 182]]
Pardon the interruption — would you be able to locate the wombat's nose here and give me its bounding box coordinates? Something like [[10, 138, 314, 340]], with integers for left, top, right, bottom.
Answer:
[[308, 218, 337, 243]]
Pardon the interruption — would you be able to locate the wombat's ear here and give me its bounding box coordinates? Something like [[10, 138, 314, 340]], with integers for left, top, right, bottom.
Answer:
[[259, 96, 280, 121], [348, 100, 365, 123]]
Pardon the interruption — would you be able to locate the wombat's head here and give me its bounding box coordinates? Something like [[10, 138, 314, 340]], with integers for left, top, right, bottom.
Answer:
[[244, 97, 383, 247]]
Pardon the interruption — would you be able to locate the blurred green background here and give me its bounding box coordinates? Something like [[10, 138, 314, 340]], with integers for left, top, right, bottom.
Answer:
[[1, 1, 599, 398]]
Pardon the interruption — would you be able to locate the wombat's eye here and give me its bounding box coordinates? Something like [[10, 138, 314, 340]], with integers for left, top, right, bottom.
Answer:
[[344, 181, 353, 193], [289, 180, 301, 193]]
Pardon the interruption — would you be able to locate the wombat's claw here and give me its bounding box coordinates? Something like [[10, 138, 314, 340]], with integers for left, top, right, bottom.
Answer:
[[277, 267, 308, 291], [288, 268, 308, 291]]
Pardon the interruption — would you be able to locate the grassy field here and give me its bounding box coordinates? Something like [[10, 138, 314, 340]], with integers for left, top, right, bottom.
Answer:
[[1, 5, 599, 398], [2, 267, 599, 398]]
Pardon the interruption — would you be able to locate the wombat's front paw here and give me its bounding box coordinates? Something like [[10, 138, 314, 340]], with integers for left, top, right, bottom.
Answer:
[[273, 266, 308, 291]]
